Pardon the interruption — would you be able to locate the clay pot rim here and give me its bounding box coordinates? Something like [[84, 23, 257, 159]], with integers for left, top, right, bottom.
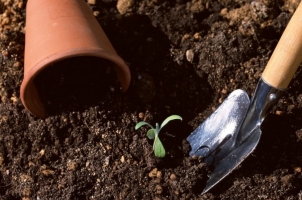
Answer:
[[20, 48, 131, 118]]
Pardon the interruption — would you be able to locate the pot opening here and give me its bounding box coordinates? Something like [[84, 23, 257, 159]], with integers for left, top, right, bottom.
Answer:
[[34, 56, 121, 116]]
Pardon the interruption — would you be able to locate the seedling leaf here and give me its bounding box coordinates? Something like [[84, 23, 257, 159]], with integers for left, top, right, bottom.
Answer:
[[160, 115, 182, 129], [135, 121, 153, 130], [147, 129, 156, 139], [154, 136, 166, 158], [135, 115, 182, 158]]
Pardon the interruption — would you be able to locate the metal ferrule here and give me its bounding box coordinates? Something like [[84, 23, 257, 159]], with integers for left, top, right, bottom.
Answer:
[[235, 78, 285, 145]]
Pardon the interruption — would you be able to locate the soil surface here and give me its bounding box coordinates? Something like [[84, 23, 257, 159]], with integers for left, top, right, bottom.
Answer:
[[1, 0, 302, 199]]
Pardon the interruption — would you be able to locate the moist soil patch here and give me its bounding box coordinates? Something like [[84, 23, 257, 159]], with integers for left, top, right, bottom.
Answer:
[[1, 0, 302, 199]]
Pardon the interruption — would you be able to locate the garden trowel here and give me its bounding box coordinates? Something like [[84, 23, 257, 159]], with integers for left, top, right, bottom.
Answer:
[[187, 2, 302, 194]]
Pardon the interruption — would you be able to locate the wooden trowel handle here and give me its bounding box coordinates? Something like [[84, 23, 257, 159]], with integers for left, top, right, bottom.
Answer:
[[262, 2, 302, 89]]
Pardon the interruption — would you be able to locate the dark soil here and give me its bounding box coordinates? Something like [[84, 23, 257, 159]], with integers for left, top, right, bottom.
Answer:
[[1, 0, 302, 199], [34, 56, 120, 115]]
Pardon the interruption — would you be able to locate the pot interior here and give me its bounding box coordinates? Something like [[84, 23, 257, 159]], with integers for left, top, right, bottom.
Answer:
[[34, 56, 121, 115]]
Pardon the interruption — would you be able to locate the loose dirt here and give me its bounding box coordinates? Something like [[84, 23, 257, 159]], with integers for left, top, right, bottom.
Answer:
[[1, 0, 302, 199]]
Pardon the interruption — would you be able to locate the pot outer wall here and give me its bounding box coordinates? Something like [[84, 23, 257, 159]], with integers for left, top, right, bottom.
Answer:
[[20, 0, 131, 118]]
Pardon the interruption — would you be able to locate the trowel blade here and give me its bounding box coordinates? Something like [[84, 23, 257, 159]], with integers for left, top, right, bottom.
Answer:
[[187, 89, 250, 166], [186, 89, 252, 193], [202, 127, 262, 194]]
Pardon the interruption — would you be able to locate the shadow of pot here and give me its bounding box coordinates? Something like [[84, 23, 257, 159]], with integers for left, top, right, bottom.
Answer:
[[20, 0, 131, 118]]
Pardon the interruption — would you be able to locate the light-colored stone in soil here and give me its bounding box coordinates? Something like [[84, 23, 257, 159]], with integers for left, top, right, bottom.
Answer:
[[117, 0, 135, 15]]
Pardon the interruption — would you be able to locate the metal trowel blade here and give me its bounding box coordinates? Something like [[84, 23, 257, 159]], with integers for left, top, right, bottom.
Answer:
[[187, 89, 250, 163], [202, 127, 262, 194], [187, 78, 284, 194], [186, 89, 251, 193]]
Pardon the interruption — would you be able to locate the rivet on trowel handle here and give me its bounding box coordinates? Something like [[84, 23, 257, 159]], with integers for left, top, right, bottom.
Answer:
[[269, 93, 276, 101]]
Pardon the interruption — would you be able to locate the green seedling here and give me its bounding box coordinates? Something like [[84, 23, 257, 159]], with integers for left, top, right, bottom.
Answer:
[[135, 115, 182, 158]]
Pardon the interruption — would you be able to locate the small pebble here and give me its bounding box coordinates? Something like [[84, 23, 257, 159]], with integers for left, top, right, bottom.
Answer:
[[117, 0, 135, 15], [13, 61, 21, 68], [294, 166, 301, 173], [87, 0, 96, 5], [41, 169, 55, 176], [170, 173, 176, 180], [93, 11, 100, 17], [18, 2, 23, 9], [193, 32, 201, 40], [138, 112, 144, 119], [220, 8, 228, 15], [186, 49, 194, 63], [10, 96, 18, 103], [39, 149, 45, 156], [149, 168, 158, 178], [221, 89, 227, 94], [275, 110, 282, 115], [120, 156, 125, 163]]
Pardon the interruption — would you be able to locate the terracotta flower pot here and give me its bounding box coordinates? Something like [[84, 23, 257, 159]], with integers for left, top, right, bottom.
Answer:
[[20, 0, 131, 118]]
